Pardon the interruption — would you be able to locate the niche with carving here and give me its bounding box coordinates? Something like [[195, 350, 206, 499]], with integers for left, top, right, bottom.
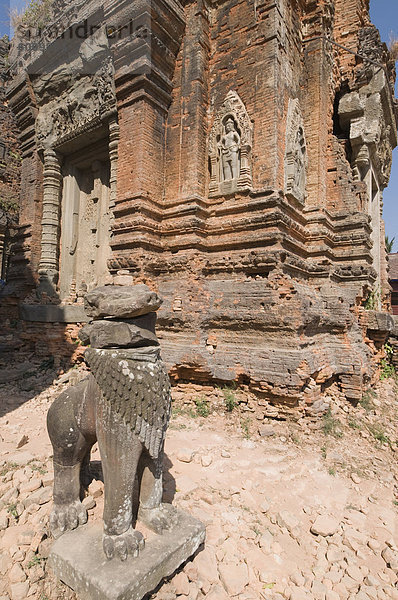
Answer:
[[208, 91, 252, 197], [284, 98, 307, 204]]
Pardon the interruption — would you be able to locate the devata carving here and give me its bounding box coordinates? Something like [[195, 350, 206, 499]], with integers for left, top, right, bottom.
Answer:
[[209, 90, 252, 197], [221, 117, 241, 181], [47, 285, 178, 560], [285, 98, 307, 204]]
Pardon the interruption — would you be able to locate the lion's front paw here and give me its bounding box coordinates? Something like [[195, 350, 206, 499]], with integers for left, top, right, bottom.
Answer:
[[103, 527, 145, 561], [138, 503, 179, 534], [49, 500, 88, 538]]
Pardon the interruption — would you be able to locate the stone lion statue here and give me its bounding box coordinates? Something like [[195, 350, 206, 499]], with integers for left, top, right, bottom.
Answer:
[[47, 285, 177, 560]]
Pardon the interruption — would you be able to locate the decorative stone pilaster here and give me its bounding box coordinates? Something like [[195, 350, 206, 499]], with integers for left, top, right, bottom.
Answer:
[[109, 117, 120, 211], [0, 228, 5, 279], [38, 148, 62, 296]]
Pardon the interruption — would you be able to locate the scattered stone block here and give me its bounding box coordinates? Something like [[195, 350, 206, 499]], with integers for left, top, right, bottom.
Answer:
[[258, 425, 276, 437], [24, 487, 51, 508], [8, 563, 26, 584], [9, 581, 29, 600], [19, 478, 41, 495], [201, 455, 212, 467], [177, 449, 194, 463], [82, 496, 96, 510], [16, 436, 29, 450], [310, 515, 340, 537], [84, 285, 162, 319], [218, 562, 249, 596], [193, 546, 219, 585], [205, 584, 230, 600], [173, 572, 190, 596], [88, 480, 103, 499], [0, 552, 11, 575], [0, 511, 9, 531], [381, 546, 398, 571]]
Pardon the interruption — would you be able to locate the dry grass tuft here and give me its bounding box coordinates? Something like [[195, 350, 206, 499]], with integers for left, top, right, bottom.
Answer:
[[389, 39, 398, 61]]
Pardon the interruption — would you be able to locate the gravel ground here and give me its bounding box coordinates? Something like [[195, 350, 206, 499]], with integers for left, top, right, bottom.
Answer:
[[0, 361, 397, 600]]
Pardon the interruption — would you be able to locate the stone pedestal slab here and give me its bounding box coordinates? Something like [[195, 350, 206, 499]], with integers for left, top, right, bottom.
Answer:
[[48, 510, 205, 600]]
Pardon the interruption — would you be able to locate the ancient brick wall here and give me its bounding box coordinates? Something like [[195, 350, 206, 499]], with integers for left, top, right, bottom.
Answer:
[[0, 38, 20, 278], [5, 0, 397, 408]]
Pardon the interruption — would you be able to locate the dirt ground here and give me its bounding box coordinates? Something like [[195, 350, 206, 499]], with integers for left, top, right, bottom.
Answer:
[[0, 357, 398, 600]]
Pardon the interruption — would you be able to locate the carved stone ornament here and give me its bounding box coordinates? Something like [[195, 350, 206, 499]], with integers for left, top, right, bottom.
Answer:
[[284, 98, 307, 204], [209, 90, 252, 197], [36, 58, 117, 149], [47, 285, 178, 560], [338, 68, 397, 188]]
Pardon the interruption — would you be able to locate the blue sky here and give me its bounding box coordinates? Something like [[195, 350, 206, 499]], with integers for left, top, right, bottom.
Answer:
[[0, 0, 11, 38], [0, 0, 397, 246], [370, 0, 398, 250]]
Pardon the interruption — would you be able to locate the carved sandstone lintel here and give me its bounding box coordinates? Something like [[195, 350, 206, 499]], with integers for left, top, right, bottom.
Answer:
[[38, 148, 62, 296], [209, 91, 252, 197], [35, 56, 117, 150]]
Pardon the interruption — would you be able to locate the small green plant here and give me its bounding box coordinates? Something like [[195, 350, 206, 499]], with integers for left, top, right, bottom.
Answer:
[[367, 424, 392, 446], [320, 445, 327, 459], [380, 359, 395, 380], [172, 404, 196, 419], [348, 418, 362, 430], [359, 389, 376, 411], [0, 461, 18, 477], [380, 342, 395, 380], [322, 408, 343, 438], [28, 461, 46, 475], [6, 503, 18, 518], [0, 197, 19, 215], [240, 417, 251, 439], [386, 235, 395, 253], [8, 150, 22, 163], [251, 525, 261, 536], [194, 396, 210, 417], [223, 387, 238, 412], [27, 554, 43, 568], [364, 286, 381, 310], [328, 467, 336, 476]]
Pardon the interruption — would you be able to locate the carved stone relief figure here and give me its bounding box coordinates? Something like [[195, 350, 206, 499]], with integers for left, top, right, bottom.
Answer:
[[220, 117, 241, 182], [285, 98, 307, 204], [209, 90, 252, 197]]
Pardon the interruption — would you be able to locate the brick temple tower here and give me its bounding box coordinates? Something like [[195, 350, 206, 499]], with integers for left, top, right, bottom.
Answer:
[[4, 0, 398, 408]]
